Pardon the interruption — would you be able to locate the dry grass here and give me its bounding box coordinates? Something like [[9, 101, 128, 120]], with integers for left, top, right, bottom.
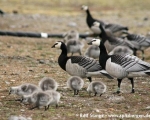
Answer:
[[0, 1, 150, 120]]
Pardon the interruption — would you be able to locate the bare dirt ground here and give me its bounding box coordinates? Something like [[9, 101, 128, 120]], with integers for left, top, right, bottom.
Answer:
[[0, 1, 150, 120]]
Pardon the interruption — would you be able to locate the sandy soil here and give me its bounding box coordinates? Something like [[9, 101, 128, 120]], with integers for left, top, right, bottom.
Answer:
[[0, 2, 150, 120]]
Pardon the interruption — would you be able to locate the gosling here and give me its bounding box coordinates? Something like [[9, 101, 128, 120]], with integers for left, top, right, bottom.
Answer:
[[87, 81, 106, 96], [22, 90, 60, 110], [9, 83, 41, 96], [67, 76, 84, 95], [39, 77, 58, 91]]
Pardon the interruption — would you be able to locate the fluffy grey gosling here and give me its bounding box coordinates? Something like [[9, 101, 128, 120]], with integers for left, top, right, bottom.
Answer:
[[63, 30, 79, 43], [45, 90, 61, 109], [67, 76, 84, 95], [84, 45, 100, 59], [9, 83, 41, 96], [66, 39, 84, 56], [87, 81, 107, 96], [22, 90, 60, 110], [39, 77, 58, 91]]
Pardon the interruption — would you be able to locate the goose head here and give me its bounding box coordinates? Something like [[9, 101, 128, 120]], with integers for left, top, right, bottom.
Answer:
[[81, 5, 88, 11], [88, 38, 101, 46], [51, 41, 63, 49]]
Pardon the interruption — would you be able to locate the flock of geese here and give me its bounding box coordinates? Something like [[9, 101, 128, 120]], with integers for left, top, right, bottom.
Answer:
[[9, 5, 150, 111]]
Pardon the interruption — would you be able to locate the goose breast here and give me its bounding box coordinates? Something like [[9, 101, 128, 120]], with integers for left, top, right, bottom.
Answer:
[[106, 58, 128, 79], [66, 59, 86, 78]]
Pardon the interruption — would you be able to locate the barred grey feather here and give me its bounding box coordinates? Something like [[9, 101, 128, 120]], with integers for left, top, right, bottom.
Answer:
[[111, 54, 150, 72], [126, 33, 150, 48]]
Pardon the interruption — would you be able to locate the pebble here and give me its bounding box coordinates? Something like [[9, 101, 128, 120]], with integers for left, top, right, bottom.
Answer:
[[10, 80, 16, 82], [20, 109, 25, 112]]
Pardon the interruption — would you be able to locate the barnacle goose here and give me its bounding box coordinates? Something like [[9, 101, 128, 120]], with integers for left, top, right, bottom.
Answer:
[[51, 41, 113, 82], [67, 76, 84, 95], [81, 5, 128, 36], [39, 77, 58, 91], [88, 38, 150, 93], [87, 81, 106, 96], [93, 21, 137, 54], [124, 32, 150, 60]]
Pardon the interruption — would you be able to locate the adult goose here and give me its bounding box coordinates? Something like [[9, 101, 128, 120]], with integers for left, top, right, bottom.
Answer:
[[51, 41, 113, 82], [81, 5, 128, 36], [124, 32, 150, 60], [88, 38, 150, 93], [93, 21, 137, 54]]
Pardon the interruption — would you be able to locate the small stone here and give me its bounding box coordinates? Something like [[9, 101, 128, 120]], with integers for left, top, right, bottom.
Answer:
[[5, 81, 10, 85], [1, 96, 5, 98], [20, 109, 25, 112], [94, 108, 100, 112], [145, 106, 150, 110], [67, 22, 77, 27], [10, 80, 16, 82], [38, 59, 45, 64]]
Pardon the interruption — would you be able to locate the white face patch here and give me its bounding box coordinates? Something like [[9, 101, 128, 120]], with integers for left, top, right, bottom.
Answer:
[[54, 42, 62, 49], [91, 39, 101, 46], [82, 5, 88, 11]]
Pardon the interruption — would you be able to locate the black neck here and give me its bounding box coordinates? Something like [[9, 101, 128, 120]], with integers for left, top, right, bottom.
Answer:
[[99, 24, 109, 43], [86, 9, 94, 27], [58, 43, 68, 71], [99, 41, 110, 69]]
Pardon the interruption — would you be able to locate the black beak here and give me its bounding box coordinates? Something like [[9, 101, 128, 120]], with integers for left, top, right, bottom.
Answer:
[[51, 44, 55, 48], [87, 41, 92, 45]]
